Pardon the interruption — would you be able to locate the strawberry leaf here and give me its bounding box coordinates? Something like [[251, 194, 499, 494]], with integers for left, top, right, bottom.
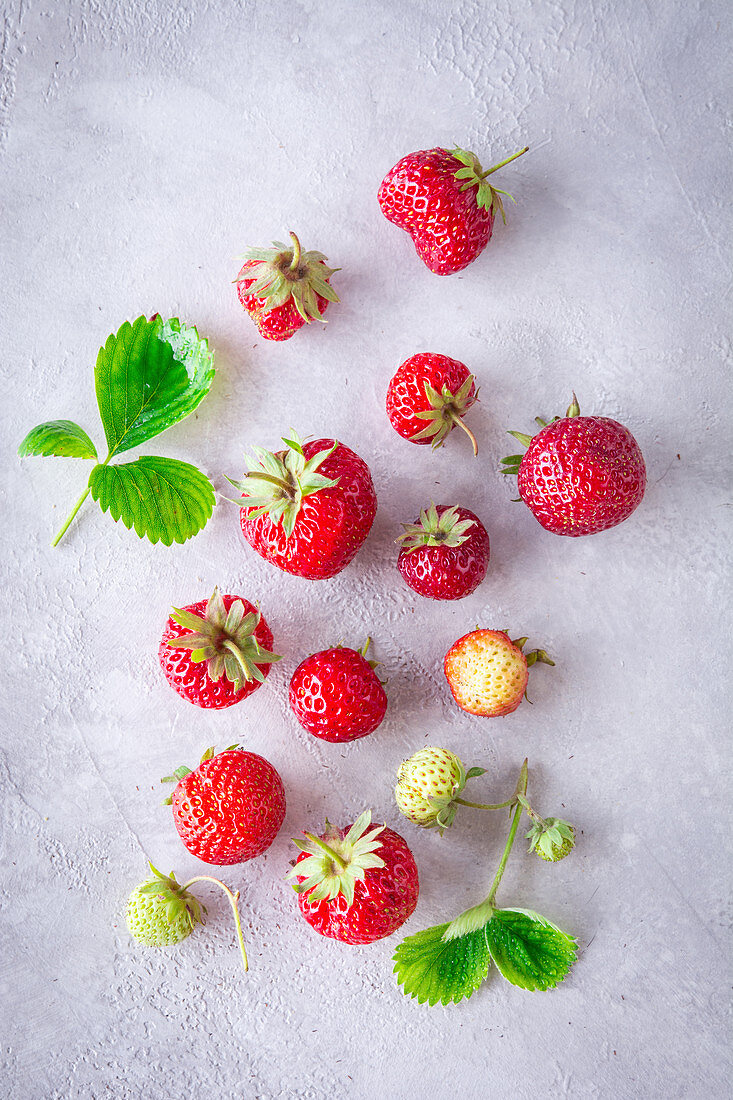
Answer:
[[89, 455, 214, 545], [95, 316, 214, 457], [18, 420, 98, 460], [484, 908, 577, 991], [393, 922, 492, 1006]]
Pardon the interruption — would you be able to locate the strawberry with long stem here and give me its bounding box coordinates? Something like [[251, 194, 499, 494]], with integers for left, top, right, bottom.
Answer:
[[126, 863, 249, 972], [393, 760, 577, 1004]]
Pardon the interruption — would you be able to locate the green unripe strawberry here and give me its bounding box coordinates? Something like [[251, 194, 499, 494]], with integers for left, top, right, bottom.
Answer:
[[526, 817, 575, 862], [126, 866, 203, 947], [395, 747, 490, 833]]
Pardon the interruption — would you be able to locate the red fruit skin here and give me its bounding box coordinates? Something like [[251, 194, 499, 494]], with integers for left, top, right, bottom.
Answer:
[[398, 506, 490, 601], [159, 594, 275, 709], [240, 439, 377, 580], [236, 260, 332, 341], [517, 416, 646, 536], [294, 825, 419, 944], [386, 353, 476, 444], [378, 148, 493, 275], [171, 748, 286, 864], [289, 647, 387, 742]]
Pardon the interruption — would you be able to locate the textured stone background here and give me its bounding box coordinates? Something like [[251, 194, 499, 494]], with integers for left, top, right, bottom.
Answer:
[[1, 1, 730, 1097]]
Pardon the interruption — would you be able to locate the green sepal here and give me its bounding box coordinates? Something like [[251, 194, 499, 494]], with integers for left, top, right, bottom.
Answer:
[[228, 431, 340, 539], [18, 420, 98, 460], [409, 376, 477, 450], [89, 455, 215, 545], [465, 767, 486, 779], [397, 502, 476, 552], [235, 232, 340, 323], [286, 810, 385, 908]]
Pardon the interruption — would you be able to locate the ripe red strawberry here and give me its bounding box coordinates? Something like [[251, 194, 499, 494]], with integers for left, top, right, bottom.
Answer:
[[378, 145, 528, 275], [228, 431, 377, 579], [501, 394, 646, 536], [235, 231, 339, 341], [444, 629, 554, 717], [163, 746, 286, 865], [159, 588, 280, 709], [397, 503, 490, 600], [289, 640, 387, 742], [386, 353, 479, 455], [287, 810, 419, 944]]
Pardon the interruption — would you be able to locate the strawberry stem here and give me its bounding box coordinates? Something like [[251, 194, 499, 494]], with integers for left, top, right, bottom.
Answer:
[[303, 833, 349, 872], [52, 485, 91, 546], [182, 876, 249, 973], [455, 796, 515, 810], [448, 410, 478, 457], [485, 759, 528, 906], [288, 231, 302, 272], [477, 146, 529, 180]]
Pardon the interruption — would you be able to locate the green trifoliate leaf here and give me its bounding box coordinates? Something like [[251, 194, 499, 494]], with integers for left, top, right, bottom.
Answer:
[[18, 420, 98, 460], [95, 315, 214, 457], [484, 908, 577, 991], [393, 922, 492, 1006], [89, 455, 215, 545]]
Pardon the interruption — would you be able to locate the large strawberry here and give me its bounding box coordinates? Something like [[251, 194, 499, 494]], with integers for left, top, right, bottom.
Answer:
[[162, 746, 286, 865], [159, 588, 280, 709], [289, 640, 387, 742], [397, 503, 490, 600], [287, 810, 419, 944], [386, 353, 479, 455], [228, 431, 377, 579], [235, 232, 339, 341], [444, 629, 554, 717], [501, 394, 646, 536], [378, 145, 528, 275]]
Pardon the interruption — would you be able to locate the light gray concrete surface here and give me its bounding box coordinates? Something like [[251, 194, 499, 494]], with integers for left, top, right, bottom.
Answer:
[[1, 1, 730, 1097]]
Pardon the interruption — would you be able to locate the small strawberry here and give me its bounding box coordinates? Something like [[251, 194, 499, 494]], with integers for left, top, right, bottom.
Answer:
[[386, 353, 479, 455], [126, 862, 249, 970], [287, 810, 419, 944], [526, 817, 576, 862], [162, 746, 286, 865], [227, 431, 377, 580], [289, 640, 387, 742], [444, 629, 554, 717], [235, 231, 339, 341], [395, 747, 479, 832], [501, 394, 647, 536], [159, 587, 280, 709], [397, 503, 490, 600], [378, 145, 528, 275]]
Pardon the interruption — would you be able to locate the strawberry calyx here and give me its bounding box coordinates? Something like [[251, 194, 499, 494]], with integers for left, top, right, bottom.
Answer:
[[136, 863, 206, 931], [523, 810, 576, 862], [165, 588, 281, 691], [510, 636, 555, 669], [501, 393, 581, 476], [235, 231, 340, 323], [411, 376, 479, 455], [227, 431, 340, 538], [286, 809, 386, 907], [449, 145, 529, 223], [397, 502, 476, 554]]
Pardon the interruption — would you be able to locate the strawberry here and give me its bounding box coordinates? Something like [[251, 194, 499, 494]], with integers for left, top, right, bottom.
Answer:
[[395, 747, 470, 831], [397, 503, 490, 600], [287, 810, 419, 944], [501, 394, 647, 536], [235, 231, 339, 341], [228, 431, 377, 580], [444, 629, 554, 718], [526, 817, 576, 862], [159, 587, 280, 709], [378, 145, 528, 275], [162, 746, 286, 865], [126, 862, 249, 970], [386, 353, 479, 455], [289, 640, 387, 742]]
